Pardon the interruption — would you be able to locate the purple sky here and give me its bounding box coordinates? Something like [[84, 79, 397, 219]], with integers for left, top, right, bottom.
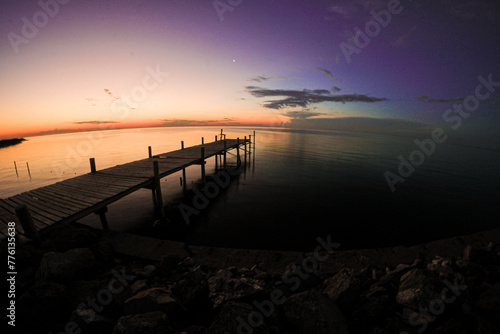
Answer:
[[1, 0, 499, 138]]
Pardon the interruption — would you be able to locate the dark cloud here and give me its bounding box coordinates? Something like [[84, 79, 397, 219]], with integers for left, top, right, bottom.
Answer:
[[246, 86, 388, 109], [416, 95, 464, 103], [442, 0, 500, 21], [249, 76, 287, 82], [332, 86, 341, 93], [313, 67, 337, 80], [282, 111, 326, 119], [73, 121, 120, 125], [160, 119, 238, 127]]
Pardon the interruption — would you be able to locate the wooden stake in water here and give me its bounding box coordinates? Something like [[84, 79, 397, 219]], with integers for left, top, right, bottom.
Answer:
[[14, 161, 19, 178], [26, 162, 31, 179], [181, 141, 184, 150], [148, 146, 152, 158]]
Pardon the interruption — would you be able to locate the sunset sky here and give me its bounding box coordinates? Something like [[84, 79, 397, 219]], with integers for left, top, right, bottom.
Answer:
[[1, 0, 499, 139]]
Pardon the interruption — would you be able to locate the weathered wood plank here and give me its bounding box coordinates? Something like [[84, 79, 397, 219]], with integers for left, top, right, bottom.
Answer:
[[9, 196, 64, 222], [16, 193, 79, 216], [28, 189, 89, 211], [36, 186, 100, 206], [60, 179, 124, 195]]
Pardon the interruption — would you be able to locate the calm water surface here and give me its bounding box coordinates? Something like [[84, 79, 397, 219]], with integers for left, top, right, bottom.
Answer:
[[1, 127, 499, 250]]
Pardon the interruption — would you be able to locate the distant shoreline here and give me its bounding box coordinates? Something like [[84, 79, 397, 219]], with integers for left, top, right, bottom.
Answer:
[[0, 138, 26, 149]]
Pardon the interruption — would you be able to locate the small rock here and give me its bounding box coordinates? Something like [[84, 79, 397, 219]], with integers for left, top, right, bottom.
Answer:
[[208, 276, 266, 308], [124, 287, 183, 319], [112, 311, 173, 334]]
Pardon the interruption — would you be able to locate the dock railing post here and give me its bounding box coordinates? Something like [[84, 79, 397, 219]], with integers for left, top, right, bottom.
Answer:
[[153, 160, 165, 219], [90, 158, 96, 173], [202, 137, 204, 145], [15, 205, 40, 244], [148, 146, 152, 158], [201, 147, 206, 184], [181, 141, 184, 150], [215, 135, 218, 142]]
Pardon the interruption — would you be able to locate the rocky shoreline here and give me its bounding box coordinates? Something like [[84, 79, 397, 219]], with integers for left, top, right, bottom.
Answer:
[[5, 223, 500, 333]]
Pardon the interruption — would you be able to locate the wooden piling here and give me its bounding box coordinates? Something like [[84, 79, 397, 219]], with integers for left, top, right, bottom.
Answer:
[[202, 137, 204, 145], [15, 205, 40, 243], [215, 135, 218, 141], [181, 141, 184, 150], [90, 158, 96, 173], [182, 168, 186, 191], [201, 147, 206, 184], [223, 140, 227, 168], [14, 161, 19, 178], [236, 138, 240, 164], [244, 136, 247, 165], [95, 207, 109, 230], [153, 160, 165, 219], [148, 146, 152, 158]]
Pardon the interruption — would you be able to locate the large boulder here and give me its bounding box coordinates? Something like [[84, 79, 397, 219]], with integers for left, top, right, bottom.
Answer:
[[282, 290, 349, 334], [396, 269, 443, 310], [40, 248, 97, 281], [112, 311, 173, 334], [40, 223, 99, 251]]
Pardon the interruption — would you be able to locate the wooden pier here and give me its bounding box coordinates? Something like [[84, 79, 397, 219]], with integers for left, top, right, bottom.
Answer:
[[0, 132, 254, 242]]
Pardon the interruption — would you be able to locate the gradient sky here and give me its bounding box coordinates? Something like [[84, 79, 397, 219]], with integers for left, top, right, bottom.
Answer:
[[1, 0, 499, 139]]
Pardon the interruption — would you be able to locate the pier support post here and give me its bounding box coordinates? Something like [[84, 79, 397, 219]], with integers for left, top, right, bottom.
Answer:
[[153, 160, 165, 219], [151, 188, 158, 209], [223, 140, 227, 168], [95, 207, 109, 230], [215, 135, 217, 142], [181, 141, 184, 150], [148, 146, 152, 158], [200, 147, 206, 184], [236, 138, 241, 164], [15, 205, 40, 244], [244, 136, 247, 165], [182, 168, 186, 191], [14, 161, 19, 178], [90, 158, 96, 173], [202, 137, 204, 145]]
